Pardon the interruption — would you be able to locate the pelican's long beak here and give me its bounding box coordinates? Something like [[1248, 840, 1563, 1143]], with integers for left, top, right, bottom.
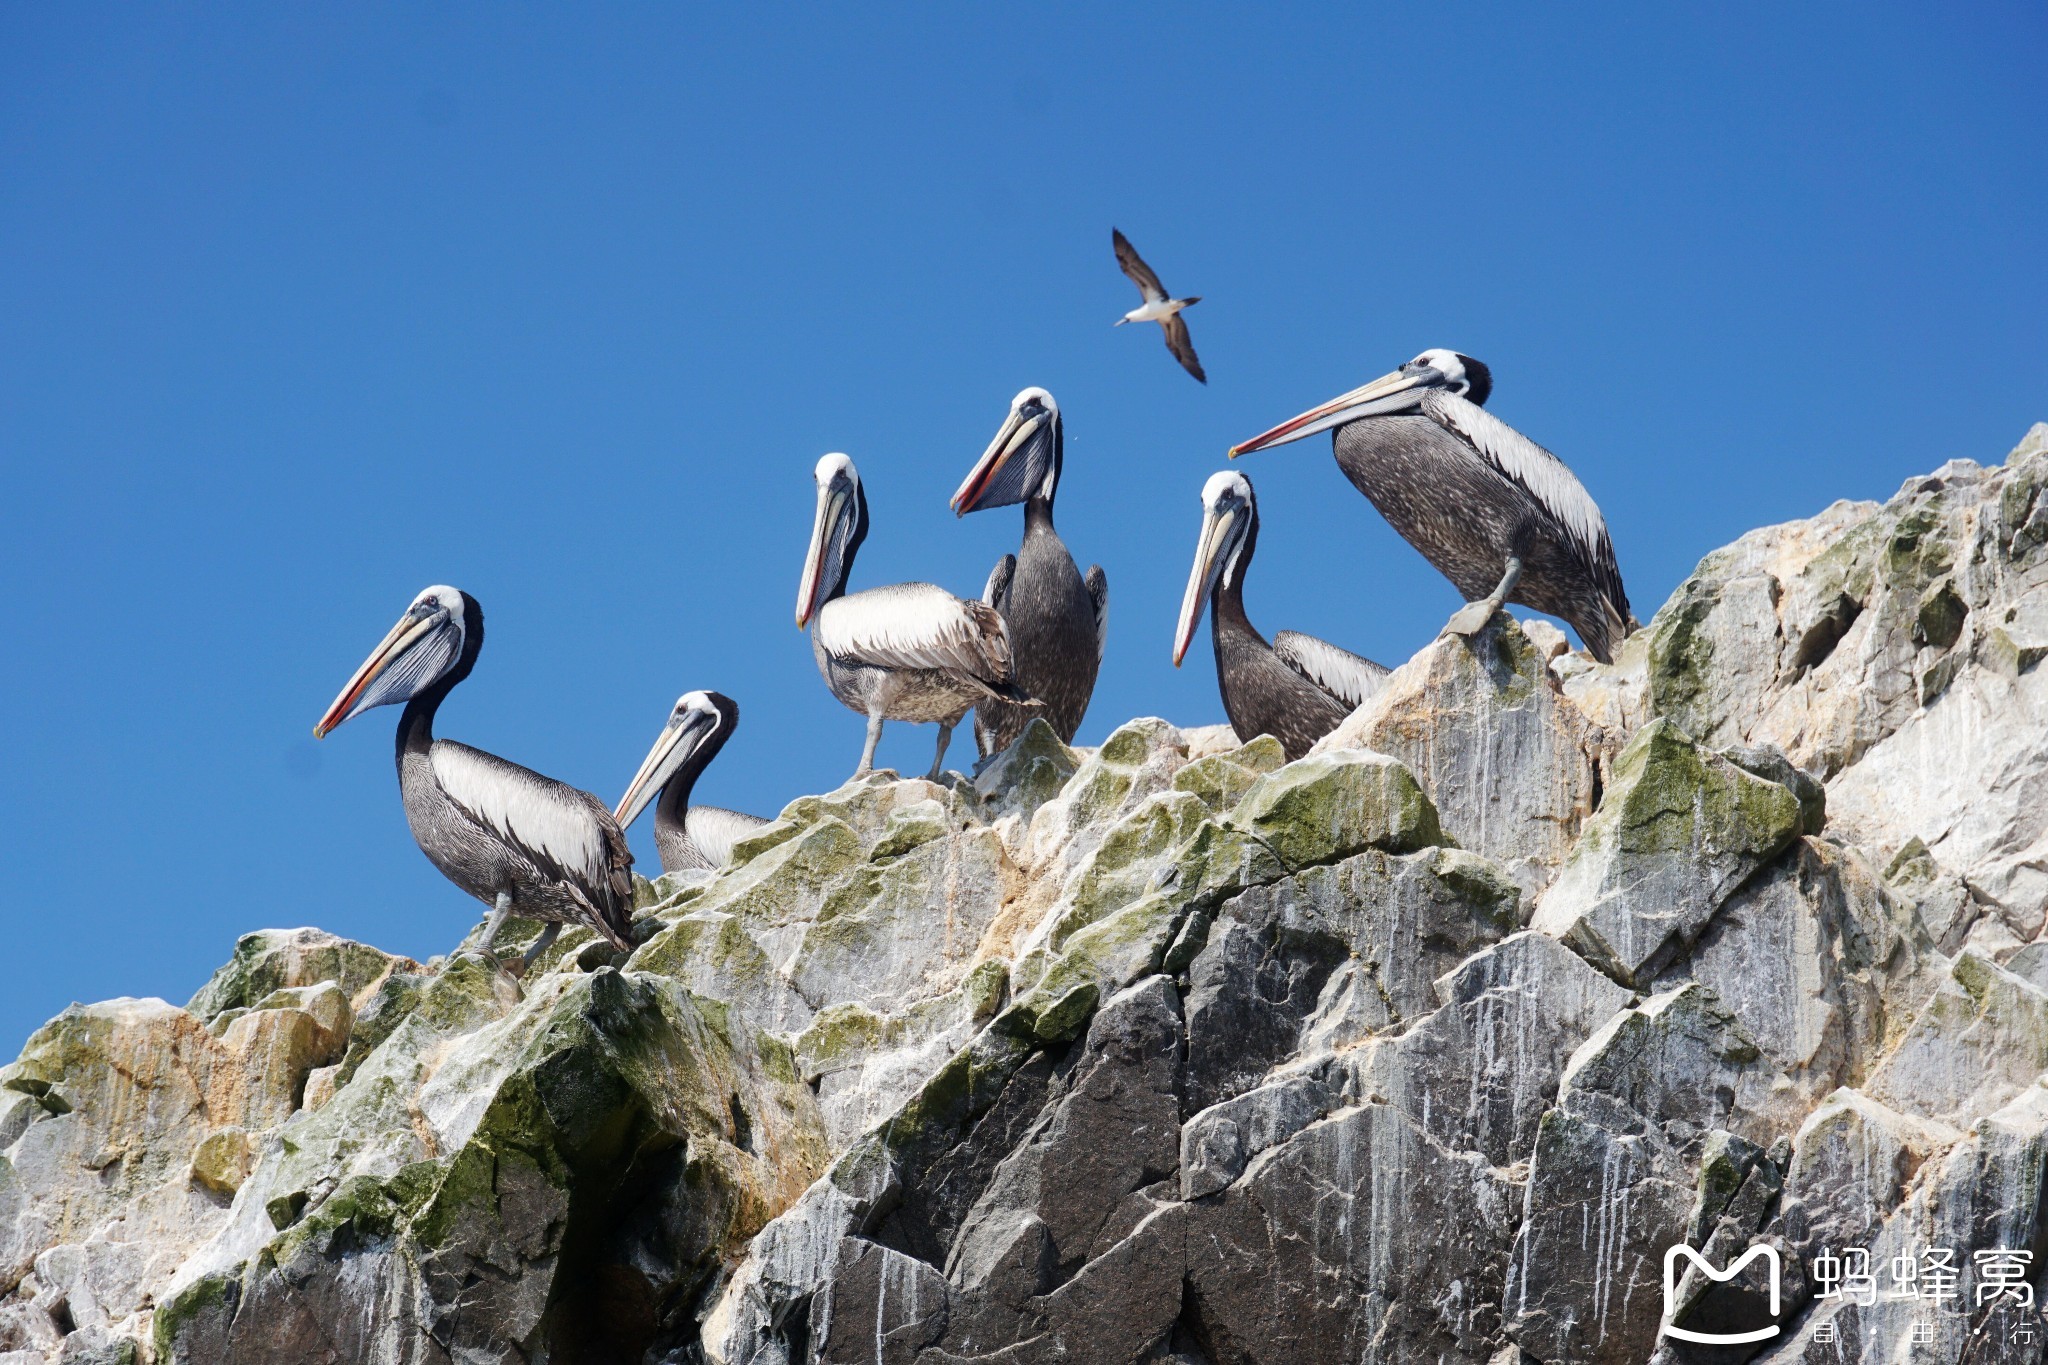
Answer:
[[1227, 367, 1431, 457], [314, 610, 436, 738], [1173, 505, 1236, 667], [614, 716, 703, 829], [950, 407, 1042, 515], [797, 482, 844, 627]]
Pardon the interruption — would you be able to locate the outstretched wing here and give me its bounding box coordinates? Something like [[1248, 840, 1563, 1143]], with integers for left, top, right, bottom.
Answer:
[[817, 582, 1014, 684], [983, 554, 1016, 613], [1420, 391, 1631, 621], [1112, 228, 1167, 303], [429, 741, 635, 945], [1085, 564, 1109, 668], [1162, 313, 1206, 384], [1273, 632, 1390, 711]]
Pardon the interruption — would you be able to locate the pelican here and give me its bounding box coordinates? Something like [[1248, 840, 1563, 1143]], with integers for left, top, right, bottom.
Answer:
[[797, 453, 1037, 781], [950, 387, 1108, 755], [1112, 228, 1206, 383], [613, 690, 767, 873], [313, 585, 635, 972], [1173, 471, 1389, 760], [1229, 349, 1635, 662]]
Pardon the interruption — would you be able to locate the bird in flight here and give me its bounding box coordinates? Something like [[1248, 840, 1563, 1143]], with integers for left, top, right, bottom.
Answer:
[[1112, 228, 1206, 384]]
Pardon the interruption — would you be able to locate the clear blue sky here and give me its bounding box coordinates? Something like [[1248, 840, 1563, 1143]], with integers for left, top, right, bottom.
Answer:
[[3, 6, 2044, 1047]]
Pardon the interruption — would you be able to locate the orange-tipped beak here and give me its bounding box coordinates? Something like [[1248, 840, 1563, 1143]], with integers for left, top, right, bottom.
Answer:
[[949, 407, 1041, 515], [797, 482, 844, 627], [313, 610, 435, 738], [1173, 505, 1233, 667], [1228, 367, 1425, 457]]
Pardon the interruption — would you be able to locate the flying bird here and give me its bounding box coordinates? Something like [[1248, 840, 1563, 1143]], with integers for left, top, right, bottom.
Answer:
[[797, 453, 1038, 782], [1112, 228, 1206, 383], [313, 585, 635, 973], [1229, 349, 1636, 662], [950, 386, 1108, 756], [1173, 472, 1389, 759], [613, 690, 767, 874]]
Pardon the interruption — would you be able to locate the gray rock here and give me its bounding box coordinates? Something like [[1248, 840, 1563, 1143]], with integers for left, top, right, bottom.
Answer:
[[1504, 984, 1787, 1363], [1532, 718, 1806, 987], [1315, 615, 1602, 896], [1345, 930, 1632, 1165], [1864, 951, 2048, 1126]]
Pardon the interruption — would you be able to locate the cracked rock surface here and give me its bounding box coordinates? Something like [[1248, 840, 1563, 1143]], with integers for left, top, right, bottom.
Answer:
[[0, 428, 2045, 1363]]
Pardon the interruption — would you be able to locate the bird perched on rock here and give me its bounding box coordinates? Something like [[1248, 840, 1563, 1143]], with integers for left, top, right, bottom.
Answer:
[[1112, 228, 1206, 383], [613, 690, 766, 873], [313, 585, 635, 973], [1174, 471, 1389, 759], [950, 386, 1108, 756], [1230, 349, 1635, 662], [797, 453, 1038, 781]]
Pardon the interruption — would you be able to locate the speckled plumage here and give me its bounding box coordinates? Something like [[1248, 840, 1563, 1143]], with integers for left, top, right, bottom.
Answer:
[[954, 389, 1106, 758], [975, 499, 1106, 755], [810, 593, 1015, 728], [1331, 405, 1633, 663]]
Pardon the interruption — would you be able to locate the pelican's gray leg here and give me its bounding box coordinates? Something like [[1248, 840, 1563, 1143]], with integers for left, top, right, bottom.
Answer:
[[1443, 555, 1523, 639], [508, 922, 560, 978], [465, 891, 514, 965], [927, 721, 954, 782], [855, 713, 884, 777]]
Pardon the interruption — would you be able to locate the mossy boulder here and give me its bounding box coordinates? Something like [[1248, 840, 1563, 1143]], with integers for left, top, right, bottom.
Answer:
[[1533, 718, 1803, 987], [157, 969, 827, 1364], [974, 717, 1081, 820], [1227, 749, 1442, 871], [187, 928, 414, 1022], [1170, 734, 1286, 814]]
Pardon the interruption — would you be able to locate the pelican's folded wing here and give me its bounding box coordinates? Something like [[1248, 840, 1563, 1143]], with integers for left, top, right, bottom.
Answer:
[[430, 741, 635, 934], [817, 583, 1013, 682], [983, 554, 1016, 612], [684, 805, 771, 871], [1273, 631, 1390, 711], [1421, 390, 1629, 614], [1086, 564, 1109, 667]]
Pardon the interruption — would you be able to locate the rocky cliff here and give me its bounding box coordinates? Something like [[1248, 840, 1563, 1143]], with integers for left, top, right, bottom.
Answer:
[[4, 426, 2047, 1365]]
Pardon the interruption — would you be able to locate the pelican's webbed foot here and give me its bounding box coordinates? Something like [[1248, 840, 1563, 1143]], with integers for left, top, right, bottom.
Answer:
[[1441, 600, 1502, 638], [505, 922, 561, 978], [1441, 556, 1524, 642]]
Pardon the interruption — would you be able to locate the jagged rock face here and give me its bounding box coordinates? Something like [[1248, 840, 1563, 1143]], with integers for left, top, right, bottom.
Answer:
[[1, 429, 2046, 1364]]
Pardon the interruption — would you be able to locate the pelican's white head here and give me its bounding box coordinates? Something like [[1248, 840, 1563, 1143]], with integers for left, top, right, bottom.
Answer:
[[614, 689, 740, 828], [1229, 348, 1494, 456], [314, 584, 475, 737], [1404, 349, 1492, 404], [1174, 471, 1258, 666], [951, 386, 1063, 515], [799, 453, 867, 626]]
